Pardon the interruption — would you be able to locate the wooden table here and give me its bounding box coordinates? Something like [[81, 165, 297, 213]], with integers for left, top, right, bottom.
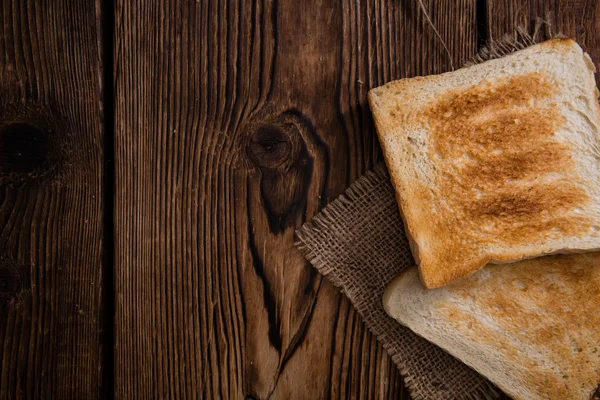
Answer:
[[1, 0, 599, 398]]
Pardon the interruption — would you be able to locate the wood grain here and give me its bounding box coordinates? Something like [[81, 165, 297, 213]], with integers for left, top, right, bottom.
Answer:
[[114, 0, 476, 398], [0, 0, 106, 398], [485, 0, 554, 41]]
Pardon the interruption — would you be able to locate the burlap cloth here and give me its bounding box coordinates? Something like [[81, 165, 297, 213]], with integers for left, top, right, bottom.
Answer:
[[296, 165, 499, 400], [295, 27, 558, 400]]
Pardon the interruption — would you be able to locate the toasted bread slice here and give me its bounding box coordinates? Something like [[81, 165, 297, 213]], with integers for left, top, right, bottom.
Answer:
[[383, 253, 600, 400], [369, 39, 600, 288]]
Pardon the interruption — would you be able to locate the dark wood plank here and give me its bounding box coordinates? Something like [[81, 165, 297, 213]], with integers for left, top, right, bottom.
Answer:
[[0, 0, 106, 398], [486, 0, 555, 41], [114, 0, 476, 398]]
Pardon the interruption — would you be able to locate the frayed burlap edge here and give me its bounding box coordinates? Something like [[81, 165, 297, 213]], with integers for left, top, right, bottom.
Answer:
[[465, 19, 563, 67], [296, 165, 388, 281]]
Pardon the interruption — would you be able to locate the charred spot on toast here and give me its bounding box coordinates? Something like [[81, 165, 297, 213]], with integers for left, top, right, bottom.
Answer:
[[425, 72, 590, 247], [468, 183, 585, 220]]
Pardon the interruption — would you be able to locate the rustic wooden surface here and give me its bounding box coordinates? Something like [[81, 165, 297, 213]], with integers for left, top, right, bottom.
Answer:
[[112, 0, 600, 399], [1, 0, 599, 399], [0, 0, 106, 398], [113, 0, 476, 398]]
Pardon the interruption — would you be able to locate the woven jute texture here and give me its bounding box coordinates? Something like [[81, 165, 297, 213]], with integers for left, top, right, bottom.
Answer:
[[296, 25, 557, 400], [296, 166, 499, 400]]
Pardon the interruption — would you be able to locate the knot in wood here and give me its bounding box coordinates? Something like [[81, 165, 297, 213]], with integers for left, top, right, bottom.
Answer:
[[247, 123, 292, 169], [0, 259, 26, 303], [0, 122, 49, 175]]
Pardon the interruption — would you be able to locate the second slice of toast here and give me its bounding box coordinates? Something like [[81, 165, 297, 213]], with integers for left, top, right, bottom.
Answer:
[[383, 253, 600, 399]]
